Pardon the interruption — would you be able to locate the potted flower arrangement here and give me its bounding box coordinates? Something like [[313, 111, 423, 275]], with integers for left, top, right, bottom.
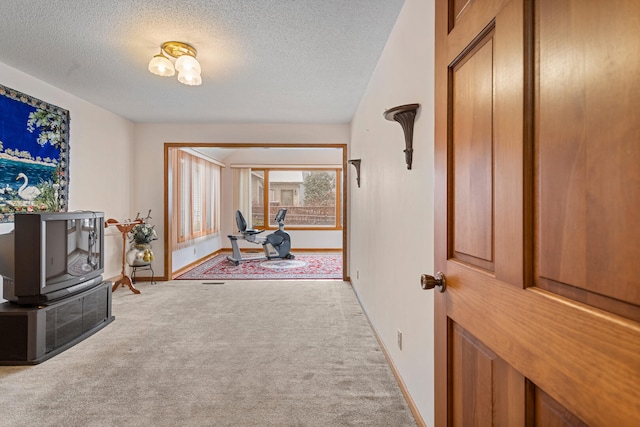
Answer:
[[127, 210, 157, 265]]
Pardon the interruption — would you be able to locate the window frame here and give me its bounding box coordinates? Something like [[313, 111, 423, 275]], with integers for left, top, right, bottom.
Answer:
[[252, 168, 342, 231]]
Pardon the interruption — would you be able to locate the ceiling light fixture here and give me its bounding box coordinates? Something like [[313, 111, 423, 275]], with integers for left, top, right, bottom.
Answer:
[[148, 41, 202, 86]]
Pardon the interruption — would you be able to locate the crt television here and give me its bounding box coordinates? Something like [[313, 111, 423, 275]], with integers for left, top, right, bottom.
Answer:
[[0, 211, 105, 305]]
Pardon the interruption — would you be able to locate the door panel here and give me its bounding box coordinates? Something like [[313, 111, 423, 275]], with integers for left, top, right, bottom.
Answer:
[[452, 0, 471, 21], [451, 323, 525, 426], [446, 0, 509, 59], [452, 323, 494, 425], [434, 0, 640, 425], [533, 387, 588, 427], [445, 262, 640, 426], [452, 34, 495, 270], [536, 0, 640, 319]]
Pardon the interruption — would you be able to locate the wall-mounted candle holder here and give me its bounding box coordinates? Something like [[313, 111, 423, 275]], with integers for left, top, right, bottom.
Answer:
[[384, 103, 420, 170], [347, 159, 362, 187]]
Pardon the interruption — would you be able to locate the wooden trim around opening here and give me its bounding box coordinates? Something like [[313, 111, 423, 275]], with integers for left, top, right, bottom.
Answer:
[[164, 142, 348, 281]]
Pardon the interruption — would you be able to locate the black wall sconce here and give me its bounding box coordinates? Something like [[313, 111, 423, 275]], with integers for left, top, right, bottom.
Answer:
[[347, 159, 362, 187], [384, 103, 420, 170]]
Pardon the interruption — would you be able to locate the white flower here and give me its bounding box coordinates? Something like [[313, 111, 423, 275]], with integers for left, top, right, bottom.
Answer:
[[129, 210, 157, 245]]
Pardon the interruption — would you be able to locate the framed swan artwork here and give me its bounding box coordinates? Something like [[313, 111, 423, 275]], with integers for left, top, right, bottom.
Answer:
[[0, 83, 69, 223]]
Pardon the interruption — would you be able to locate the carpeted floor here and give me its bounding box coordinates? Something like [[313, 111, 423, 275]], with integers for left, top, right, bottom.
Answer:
[[0, 280, 416, 427], [176, 252, 343, 280]]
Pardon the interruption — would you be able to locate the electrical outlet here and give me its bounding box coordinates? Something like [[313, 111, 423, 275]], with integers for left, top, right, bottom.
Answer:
[[356, 270, 359, 279], [397, 330, 402, 350], [193, 248, 196, 255]]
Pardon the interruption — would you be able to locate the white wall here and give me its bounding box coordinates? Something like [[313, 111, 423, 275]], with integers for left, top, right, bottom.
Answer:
[[349, 0, 436, 425], [133, 124, 349, 274], [0, 62, 135, 282]]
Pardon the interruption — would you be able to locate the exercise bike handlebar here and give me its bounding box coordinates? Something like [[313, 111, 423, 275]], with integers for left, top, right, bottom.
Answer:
[[274, 208, 287, 223]]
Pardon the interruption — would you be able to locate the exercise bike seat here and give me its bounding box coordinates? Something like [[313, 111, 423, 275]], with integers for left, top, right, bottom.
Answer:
[[235, 210, 264, 235]]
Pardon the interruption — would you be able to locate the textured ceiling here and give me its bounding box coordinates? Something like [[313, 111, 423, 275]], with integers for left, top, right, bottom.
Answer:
[[0, 0, 405, 123]]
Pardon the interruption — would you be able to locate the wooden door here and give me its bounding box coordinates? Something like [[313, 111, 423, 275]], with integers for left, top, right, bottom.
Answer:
[[433, 0, 640, 425]]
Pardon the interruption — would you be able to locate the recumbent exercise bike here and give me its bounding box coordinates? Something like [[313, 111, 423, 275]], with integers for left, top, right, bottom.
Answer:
[[226, 208, 295, 265]]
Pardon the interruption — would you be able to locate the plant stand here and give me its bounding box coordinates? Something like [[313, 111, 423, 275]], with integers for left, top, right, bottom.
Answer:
[[105, 218, 142, 294], [131, 262, 155, 284]]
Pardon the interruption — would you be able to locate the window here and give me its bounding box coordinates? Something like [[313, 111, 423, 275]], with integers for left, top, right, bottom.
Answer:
[[251, 170, 265, 227], [176, 150, 220, 242], [249, 168, 341, 229], [192, 162, 202, 234]]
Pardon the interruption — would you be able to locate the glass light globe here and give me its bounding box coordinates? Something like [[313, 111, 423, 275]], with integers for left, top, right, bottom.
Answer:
[[178, 70, 202, 86], [148, 54, 175, 76], [175, 54, 201, 74]]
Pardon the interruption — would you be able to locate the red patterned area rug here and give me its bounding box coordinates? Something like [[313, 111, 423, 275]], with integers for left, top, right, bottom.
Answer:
[[175, 252, 343, 280]]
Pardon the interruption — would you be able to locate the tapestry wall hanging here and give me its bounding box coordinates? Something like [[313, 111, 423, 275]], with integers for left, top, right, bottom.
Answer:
[[0, 83, 69, 223]]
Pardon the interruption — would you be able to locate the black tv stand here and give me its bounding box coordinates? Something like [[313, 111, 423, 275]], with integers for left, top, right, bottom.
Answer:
[[0, 281, 114, 365]]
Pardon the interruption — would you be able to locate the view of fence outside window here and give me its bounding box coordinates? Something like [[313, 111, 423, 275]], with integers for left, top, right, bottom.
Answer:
[[250, 169, 341, 229]]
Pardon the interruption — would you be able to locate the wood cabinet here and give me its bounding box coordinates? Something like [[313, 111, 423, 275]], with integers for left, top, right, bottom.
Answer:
[[0, 281, 114, 365]]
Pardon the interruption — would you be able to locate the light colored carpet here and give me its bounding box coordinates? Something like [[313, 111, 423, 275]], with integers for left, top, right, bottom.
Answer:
[[0, 280, 417, 427]]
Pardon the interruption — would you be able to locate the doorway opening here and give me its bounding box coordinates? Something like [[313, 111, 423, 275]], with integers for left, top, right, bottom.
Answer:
[[163, 143, 348, 280]]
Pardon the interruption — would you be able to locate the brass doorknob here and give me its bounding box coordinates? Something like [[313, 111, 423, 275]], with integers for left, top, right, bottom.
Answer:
[[420, 272, 446, 292]]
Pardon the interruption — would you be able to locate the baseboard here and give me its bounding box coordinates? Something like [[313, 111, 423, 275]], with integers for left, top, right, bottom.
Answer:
[[350, 280, 427, 427]]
